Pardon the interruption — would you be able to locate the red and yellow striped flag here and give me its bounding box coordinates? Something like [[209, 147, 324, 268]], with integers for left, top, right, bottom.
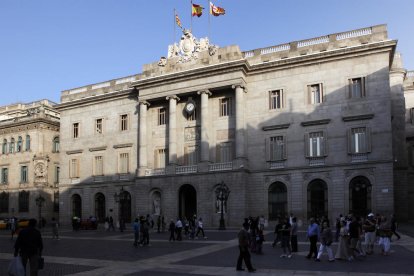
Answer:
[[175, 13, 182, 28], [192, 3, 203, 17], [210, 1, 225, 16]]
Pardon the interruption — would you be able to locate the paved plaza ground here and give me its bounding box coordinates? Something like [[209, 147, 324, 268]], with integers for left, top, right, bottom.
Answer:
[[1, 224, 414, 276]]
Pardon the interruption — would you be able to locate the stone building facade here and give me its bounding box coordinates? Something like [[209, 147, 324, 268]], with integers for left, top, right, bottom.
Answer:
[[56, 24, 412, 226], [0, 100, 60, 222]]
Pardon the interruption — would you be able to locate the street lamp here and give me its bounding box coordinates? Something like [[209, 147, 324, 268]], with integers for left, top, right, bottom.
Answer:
[[114, 187, 126, 222], [215, 181, 230, 230], [35, 195, 45, 229]]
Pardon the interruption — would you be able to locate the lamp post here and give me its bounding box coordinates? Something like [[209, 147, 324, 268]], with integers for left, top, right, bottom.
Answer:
[[114, 187, 126, 222], [215, 181, 230, 230], [35, 195, 45, 229]]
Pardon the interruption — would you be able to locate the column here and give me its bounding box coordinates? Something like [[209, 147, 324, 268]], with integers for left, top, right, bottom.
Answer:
[[166, 95, 180, 164], [197, 90, 211, 163], [138, 101, 150, 175], [232, 84, 247, 160]]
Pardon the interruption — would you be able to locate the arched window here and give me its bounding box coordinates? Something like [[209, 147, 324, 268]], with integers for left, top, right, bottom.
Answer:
[[25, 135, 31, 151], [0, 192, 9, 212], [307, 179, 328, 219], [9, 138, 15, 153], [19, 190, 30, 212], [53, 136, 60, 152], [349, 176, 372, 218], [17, 136, 23, 152], [268, 182, 288, 220], [94, 193, 106, 222], [1, 139, 6, 154], [71, 194, 82, 218]]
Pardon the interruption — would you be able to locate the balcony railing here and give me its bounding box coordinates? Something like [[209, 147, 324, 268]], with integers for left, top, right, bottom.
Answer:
[[351, 153, 368, 163], [176, 165, 198, 174], [269, 161, 285, 169], [309, 157, 325, 166], [209, 162, 233, 171]]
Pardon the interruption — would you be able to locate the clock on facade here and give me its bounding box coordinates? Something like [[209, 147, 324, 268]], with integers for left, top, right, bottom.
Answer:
[[185, 100, 195, 115]]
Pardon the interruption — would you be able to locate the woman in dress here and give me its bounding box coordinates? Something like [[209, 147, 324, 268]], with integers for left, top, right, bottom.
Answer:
[[335, 220, 350, 260]]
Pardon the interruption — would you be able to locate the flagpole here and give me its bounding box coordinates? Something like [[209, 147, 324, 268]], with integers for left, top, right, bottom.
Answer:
[[174, 9, 176, 44], [190, 0, 193, 32], [207, 0, 211, 40]]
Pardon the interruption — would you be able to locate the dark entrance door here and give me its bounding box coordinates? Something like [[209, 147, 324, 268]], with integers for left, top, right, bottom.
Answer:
[[120, 191, 131, 223], [349, 176, 371, 217], [94, 193, 106, 222], [71, 194, 82, 218], [268, 182, 287, 220], [179, 184, 197, 219], [307, 179, 328, 219]]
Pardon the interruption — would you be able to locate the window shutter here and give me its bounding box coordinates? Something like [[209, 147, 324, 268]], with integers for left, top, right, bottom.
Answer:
[[366, 127, 372, 152], [216, 144, 221, 162], [321, 84, 325, 103], [304, 133, 310, 157], [323, 130, 328, 156], [362, 77, 366, 97], [265, 138, 271, 161], [282, 90, 286, 109], [282, 135, 287, 159], [307, 86, 311, 104], [348, 79, 352, 98], [347, 129, 352, 154]]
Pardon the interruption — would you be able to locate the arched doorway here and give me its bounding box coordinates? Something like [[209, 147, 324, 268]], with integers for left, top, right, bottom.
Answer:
[[119, 191, 131, 223], [179, 184, 197, 219], [268, 182, 287, 220], [349, 176, 372, 217], [94, 193, 106, 222], [71, 194, 82, 218], [307, 179, 328, 219]]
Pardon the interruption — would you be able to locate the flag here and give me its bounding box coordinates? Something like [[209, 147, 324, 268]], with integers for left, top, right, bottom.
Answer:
[[192, 3, 203, 17], [210, 2, 225, 16], [175, 12, 182, 28]]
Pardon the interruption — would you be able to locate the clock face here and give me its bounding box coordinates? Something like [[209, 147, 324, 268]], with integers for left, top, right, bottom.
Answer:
[[186, 102, 195, 113]]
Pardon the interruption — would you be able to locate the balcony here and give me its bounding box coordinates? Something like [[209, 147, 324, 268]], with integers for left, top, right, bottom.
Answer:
[[209, 162, 233, 171], [308, 157, 325, 166], [269, 161, 285, 169], [351, 153, 368, 163], [176, 165, 198, 174]]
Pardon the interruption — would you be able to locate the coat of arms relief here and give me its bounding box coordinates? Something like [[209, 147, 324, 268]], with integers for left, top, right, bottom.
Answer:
[[158, 29, 218, 66]]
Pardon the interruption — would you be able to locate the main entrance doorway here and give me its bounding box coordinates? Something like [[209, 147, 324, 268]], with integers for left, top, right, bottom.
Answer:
[[349, 176, 372, 217], [179, 184, 197, 219]]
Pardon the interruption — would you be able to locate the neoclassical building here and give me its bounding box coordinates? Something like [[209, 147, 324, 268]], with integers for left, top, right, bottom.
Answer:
[[0, 100, 60, 221], [56, 24, 412, 226]]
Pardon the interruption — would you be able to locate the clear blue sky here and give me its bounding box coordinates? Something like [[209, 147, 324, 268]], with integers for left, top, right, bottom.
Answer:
[[1, 0, 413, 107]]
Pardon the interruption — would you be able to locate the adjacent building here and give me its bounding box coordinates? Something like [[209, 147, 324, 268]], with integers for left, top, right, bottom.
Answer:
[[0, 100, 60, 222], [56, 24, 412, 226]]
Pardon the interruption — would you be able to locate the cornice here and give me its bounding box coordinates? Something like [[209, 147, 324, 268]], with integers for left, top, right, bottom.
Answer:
[[113, 143, 133, 149], [56, 89, 135, 111], [342, 114, 374, 122], [66, 149, 83, 155], [262, 123, 291, 131], [0, 119, 59, 135], [301, 119, 331, 127]]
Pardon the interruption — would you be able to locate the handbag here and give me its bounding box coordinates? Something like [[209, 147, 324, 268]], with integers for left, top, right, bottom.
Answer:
[[38, 257, 44, 270], [8, 256, 25, 276]]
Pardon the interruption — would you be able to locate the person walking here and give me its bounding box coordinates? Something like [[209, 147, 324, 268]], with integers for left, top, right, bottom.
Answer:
[[335, 219, 350, 260], [133, 218, 140, 247], [291, 217, 298, 252], [236, 222, 256, 272], [10, 216, 17, 240], [195, 217, 207, 239], [169, 219, 176, 242], [14, 218, 43, 276], [363, 213, 377, 255], [348, 216, 361, 260], [390, 214, 401, 241], [306, 218, 320, 259], [108, 216, 115, 231], [280, 217, 292, 258], [51, 217, 59, 240], [315, 221, 335, 262], [378, 215, 392, 256], [175, 218, 183, 241]]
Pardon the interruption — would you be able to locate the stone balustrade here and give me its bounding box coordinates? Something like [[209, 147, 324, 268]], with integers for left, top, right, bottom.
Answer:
[[176, 165, 198, 174], [209, 162, 233, 171], [407, 71, 414, 78], [351, 153, 368, 163], [269, 161, 285, 169], [309, 157, 325, 166]]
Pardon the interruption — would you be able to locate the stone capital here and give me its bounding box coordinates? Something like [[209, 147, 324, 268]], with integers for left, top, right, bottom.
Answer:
[[166, 95, 180, 101], [138, 100, 151, 107], [197, 89, 212, 96], [232, 84, 248, 93]]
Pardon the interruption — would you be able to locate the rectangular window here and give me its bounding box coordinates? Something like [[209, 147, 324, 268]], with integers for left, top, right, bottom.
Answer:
[[220, 98, 231, 117], [308, 84, 323, 104], [69, 159, 79, 178], [308, 131, 325, 157], [96, 118, 103, 134], [217, 142, 233, 162], [155, 149, 167, 168], [54, 166, 60, 183], [119, 153, 129, 173], [158, 108, 166, 125], [270, 136, 286, 161], [94, 156, 104, 176], [184, 145, 198, 165], [19, 191, 29, 212], [349, 77, 365, 98], [1, 168, 8, 184], [269, 90, 284, 110], [120, 114, 128, 131], [20, 166, 28, 183], [73, 123, 79, 138], [349, 127, 371, 154]]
